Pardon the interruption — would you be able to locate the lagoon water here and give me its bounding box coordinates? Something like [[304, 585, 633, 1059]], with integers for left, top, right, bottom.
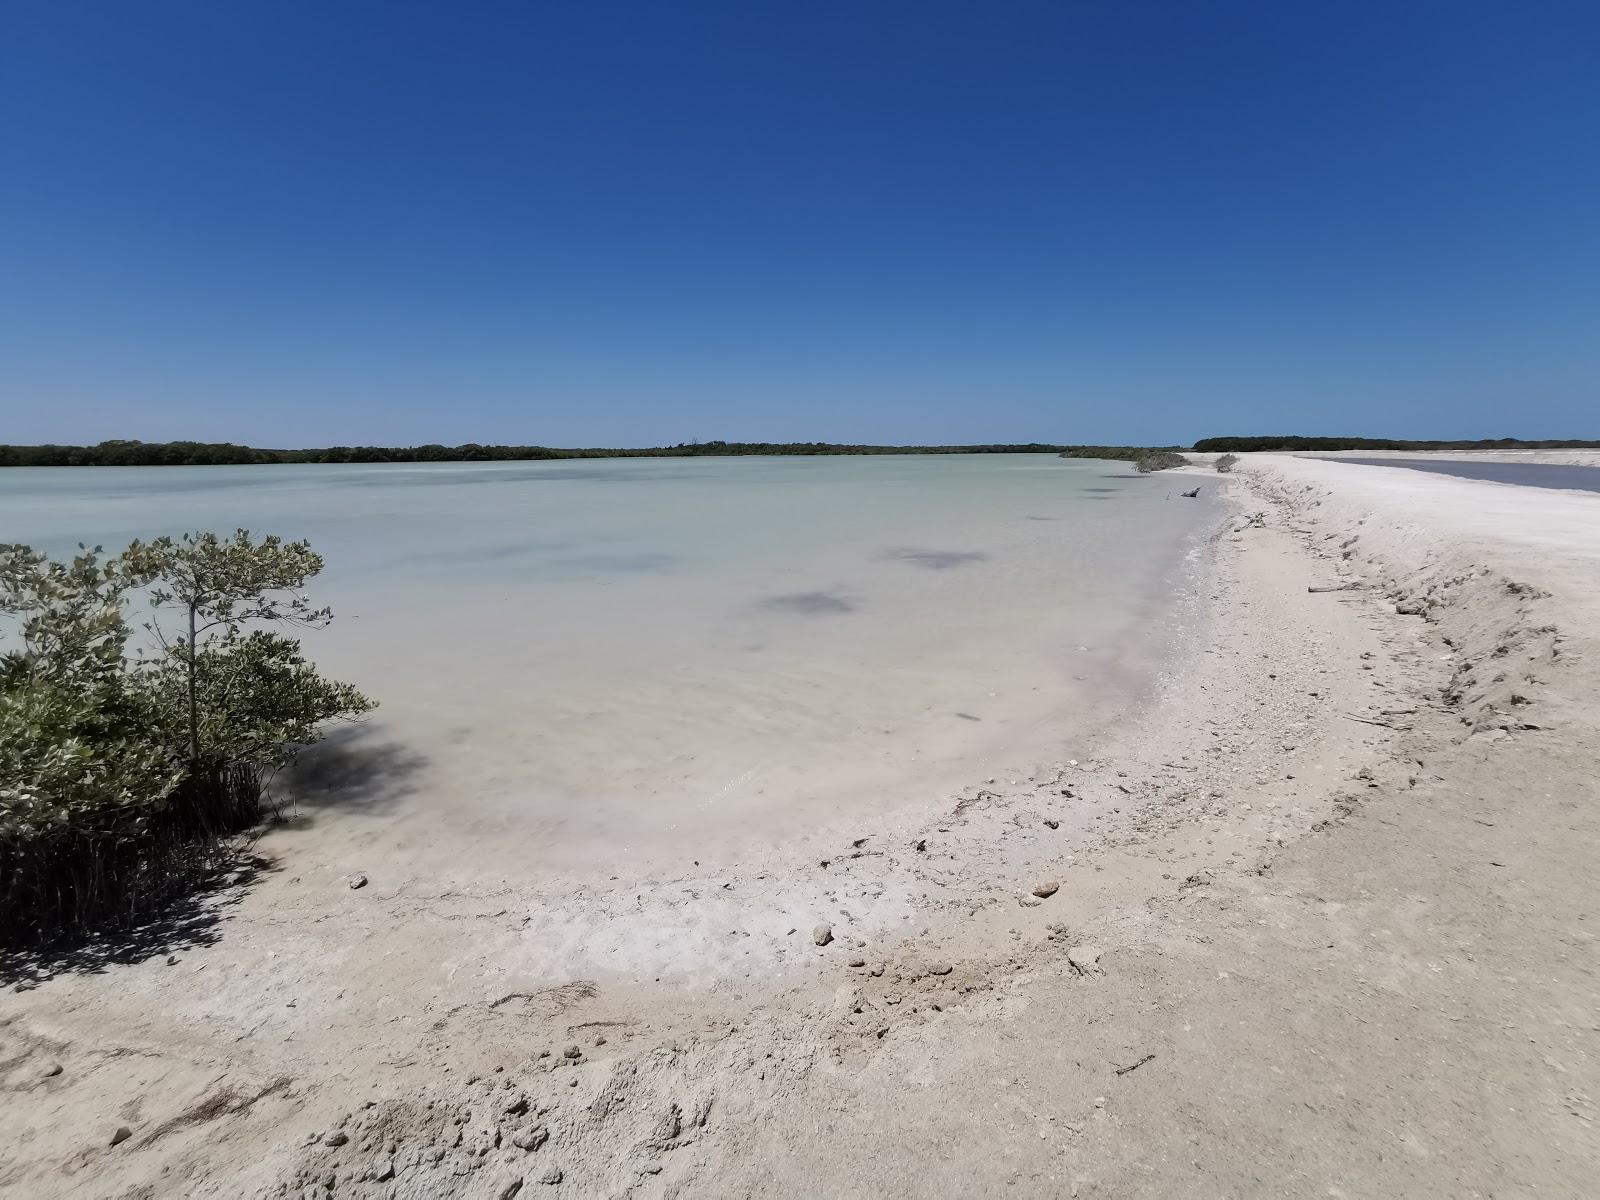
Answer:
[[2, 455, 1216, 873], [1336, 457, 1600, 494]]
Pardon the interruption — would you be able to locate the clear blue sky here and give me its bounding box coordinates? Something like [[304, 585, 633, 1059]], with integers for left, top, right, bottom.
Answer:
[[2, 2, 1596, 447]]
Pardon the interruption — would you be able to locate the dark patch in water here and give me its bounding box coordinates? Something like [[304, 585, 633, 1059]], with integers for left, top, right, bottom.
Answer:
[[954, 712, 982, 721], [1023, 515, 1059, 521], [1081, 487, 1121, 493], [883, 547, 990, 570], [763, 591, 855, 615]]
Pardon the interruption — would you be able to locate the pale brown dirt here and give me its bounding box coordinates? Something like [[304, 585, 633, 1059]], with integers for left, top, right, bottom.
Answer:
[[3, 455, 1596, 1198]]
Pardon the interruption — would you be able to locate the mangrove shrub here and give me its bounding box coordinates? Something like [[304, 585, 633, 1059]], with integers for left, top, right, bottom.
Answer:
[[0, 533, 373, 944], [1134, 451, 1190, 473]]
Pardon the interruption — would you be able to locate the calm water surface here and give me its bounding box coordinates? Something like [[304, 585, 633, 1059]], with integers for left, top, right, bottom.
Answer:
[[1, 455, 1217, 871], [1336, 458, 1600, 494]]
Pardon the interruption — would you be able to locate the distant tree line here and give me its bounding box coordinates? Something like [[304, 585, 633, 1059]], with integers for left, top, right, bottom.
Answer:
[[1192, 436, 1600, 453], [0, 439, 1167, 467]]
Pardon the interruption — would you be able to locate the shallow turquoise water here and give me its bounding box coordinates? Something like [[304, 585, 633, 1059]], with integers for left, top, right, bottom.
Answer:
[[1, 455, 1218, 870]]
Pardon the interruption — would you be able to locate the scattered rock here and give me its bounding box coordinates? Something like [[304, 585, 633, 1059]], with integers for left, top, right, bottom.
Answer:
[[563, 1044, 583, 1060], [1067, 946, 1102, 974], [539, 1166, 564, 1185], [1032, 880, 1060, 899], [370, 1157, 395, 1182], [926, 962, 953, 977], [110, 1126, 133, 1147], [651, 1103, 684, 1144], [512, 1124, 549, 1152], [165, 955, 178, 965], [813, 924, 833, 947], [347, 874, 368, 890], [324, 1131, 349, 1147], [848, 956, 866, 968], [1043, 819, 1059, 830], [41, 1063, 62, 1079], [493, 1176, 524, 1199]]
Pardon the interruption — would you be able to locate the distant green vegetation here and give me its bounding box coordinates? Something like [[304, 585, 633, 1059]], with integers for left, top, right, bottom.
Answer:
[[1057, 445, 1185, 465], [9, 436, 1598, 467], [1, 532, 371, 945], [1193, 436, 1600, 453], [0, 439, 1151, 467]]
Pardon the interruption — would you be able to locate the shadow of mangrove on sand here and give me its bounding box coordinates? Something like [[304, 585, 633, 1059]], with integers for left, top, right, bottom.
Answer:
[[2, 732, 428, 982], [278, 725, 429, 818], [1, 852, 280, 987]]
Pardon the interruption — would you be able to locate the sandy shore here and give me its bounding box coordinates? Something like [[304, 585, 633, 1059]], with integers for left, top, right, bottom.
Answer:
[[4, 454, 1598, 1197]]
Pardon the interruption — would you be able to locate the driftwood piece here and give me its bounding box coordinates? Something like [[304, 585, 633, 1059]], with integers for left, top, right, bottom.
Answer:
[[1341, 712, 1411, 731]]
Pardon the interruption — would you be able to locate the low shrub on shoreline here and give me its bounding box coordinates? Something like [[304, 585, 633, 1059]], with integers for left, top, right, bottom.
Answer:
[[1135, 450, 1190, 473], [1215, 453, 1240, 473], [0, 534, 372, 946]]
